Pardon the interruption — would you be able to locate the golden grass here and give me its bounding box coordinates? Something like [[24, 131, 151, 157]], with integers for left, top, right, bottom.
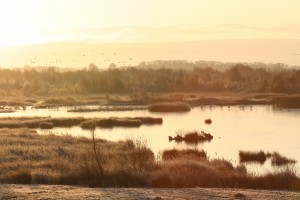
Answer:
[[0, 128, 154, 187], [152, 149, 300, 190], [0, 129, 299, 190], [33, 97, 101, 108]]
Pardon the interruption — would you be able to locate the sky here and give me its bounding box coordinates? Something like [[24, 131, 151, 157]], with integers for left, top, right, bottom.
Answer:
[[0, 0, 300, 67]]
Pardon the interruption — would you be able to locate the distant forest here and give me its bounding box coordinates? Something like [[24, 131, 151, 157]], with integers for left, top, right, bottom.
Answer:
[[1, 60, 300, 95]]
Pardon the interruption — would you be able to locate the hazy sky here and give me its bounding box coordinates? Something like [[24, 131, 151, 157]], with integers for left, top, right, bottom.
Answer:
[[1, 0, 300, 46], [0, 0, 300, 67]]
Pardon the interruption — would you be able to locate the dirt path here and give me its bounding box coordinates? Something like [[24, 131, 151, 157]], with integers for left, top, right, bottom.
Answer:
[[0, 184, 299, 200]]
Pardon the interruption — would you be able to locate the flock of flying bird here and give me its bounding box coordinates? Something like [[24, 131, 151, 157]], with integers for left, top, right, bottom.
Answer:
[[28, 49, 135, 68]]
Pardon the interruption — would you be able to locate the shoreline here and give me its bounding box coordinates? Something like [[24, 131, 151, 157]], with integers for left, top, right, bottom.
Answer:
[[1, 92, 300, 111]]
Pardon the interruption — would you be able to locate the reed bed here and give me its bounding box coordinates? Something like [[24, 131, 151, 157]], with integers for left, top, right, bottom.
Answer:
[[169, 130, 213, 144], [148, 102, 191, 112], [0, 129, 299, 190], [0, 116, 163, 129], [239, 150, 296, 166]]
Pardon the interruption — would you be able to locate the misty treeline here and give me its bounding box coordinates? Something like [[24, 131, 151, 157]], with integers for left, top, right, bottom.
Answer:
[[0, 62, 300, 95]]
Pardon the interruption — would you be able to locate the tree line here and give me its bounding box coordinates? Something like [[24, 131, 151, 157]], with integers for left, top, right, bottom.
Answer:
[[0, 63, 300, 95]]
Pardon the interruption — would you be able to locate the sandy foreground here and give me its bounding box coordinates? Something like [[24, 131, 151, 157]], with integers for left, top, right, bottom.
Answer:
[[0, 185, 299, 200]]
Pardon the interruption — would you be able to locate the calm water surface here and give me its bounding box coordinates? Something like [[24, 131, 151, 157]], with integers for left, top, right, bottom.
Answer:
[[2, 105, 300, 173]]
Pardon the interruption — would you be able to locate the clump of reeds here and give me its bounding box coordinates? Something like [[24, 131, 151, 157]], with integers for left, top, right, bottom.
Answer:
[[39, 122, 54, 129], [0, 109, 15, 113], [51, 117, 85, 127], [205, 118, 212, 124], [151, 149, 300, 190], [272, 95, 300, 108], [132, 117, 163, 125], [0, 116, 163, 129], [151, 151, 245, 188], [35, 97, 76, 108], [162, 149, 207, 161], [1, 129, 299, 190], [82, 118, 143, 128], [239, 150, 297, 167], [169, 130, 213, 144], [80, 120, 96, 129], [271, 152, 297, 166], [114, 119, 142, 127], [0, 100, 32, 107], [239, 150, 269, 164], [95, 118, 142, 128], [148, 102, 191, 112], [95, 118, 115, 127]]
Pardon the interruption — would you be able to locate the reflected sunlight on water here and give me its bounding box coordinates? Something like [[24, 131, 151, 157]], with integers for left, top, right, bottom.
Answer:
[[2, 105, 300, 174]]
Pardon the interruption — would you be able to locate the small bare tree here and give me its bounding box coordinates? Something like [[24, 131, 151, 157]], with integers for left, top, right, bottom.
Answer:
[[89, 123, 104, 178]]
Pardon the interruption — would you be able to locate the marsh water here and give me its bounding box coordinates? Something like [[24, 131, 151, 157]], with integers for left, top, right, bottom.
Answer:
[[2, 105, 300, 174]]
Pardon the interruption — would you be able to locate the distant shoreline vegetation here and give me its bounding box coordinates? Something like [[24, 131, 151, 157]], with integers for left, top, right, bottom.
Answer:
[[0, 61, 300, 96]]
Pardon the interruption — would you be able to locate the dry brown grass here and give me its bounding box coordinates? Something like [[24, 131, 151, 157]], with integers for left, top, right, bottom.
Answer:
[[0, 128, 154, 187], [152, 150, 247, 188], [33, 97, 101, 108], [151, 149, 300, 190], [162, 149, 207, 161], [0, 129, 299, 190]]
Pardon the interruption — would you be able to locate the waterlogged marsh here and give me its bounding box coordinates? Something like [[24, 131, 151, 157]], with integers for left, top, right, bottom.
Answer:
[[1, 105, 300, 173]]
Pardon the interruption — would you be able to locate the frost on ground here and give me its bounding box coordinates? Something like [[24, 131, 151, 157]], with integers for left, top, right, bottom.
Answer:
[[0, 185, 300, 200]]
